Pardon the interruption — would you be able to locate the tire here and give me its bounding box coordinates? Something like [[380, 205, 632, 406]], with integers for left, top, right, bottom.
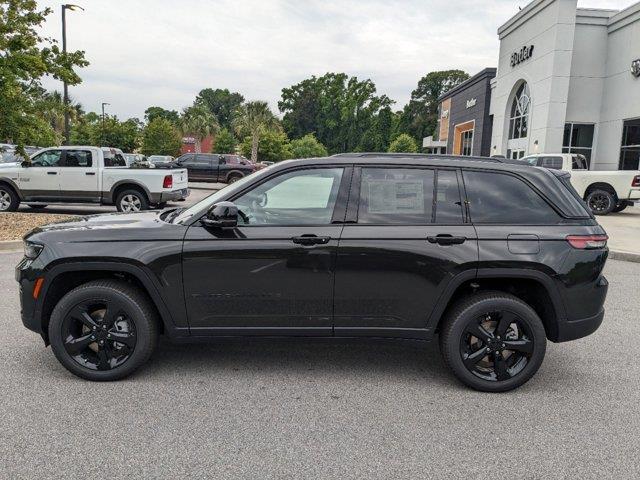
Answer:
[[115, 188, 149, 213], [48, 280, 159, 381], [612, 202, 628, 213], [439, 292, 547, 392], [227, 172, 243, 184], [0, 185, 20, 212], [585, 189, 616, 215]]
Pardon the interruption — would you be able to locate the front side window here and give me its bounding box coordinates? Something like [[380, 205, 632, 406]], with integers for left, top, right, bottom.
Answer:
[[235, 168, 343, 225], [62, 150, 92, 167], [463, 170, 561, 224], [509, 83, 531, 140], [31, 150, 62, 167], [563, 123, 594, 167], [358, 168, 434, 224], [619, 118, 640, 170]]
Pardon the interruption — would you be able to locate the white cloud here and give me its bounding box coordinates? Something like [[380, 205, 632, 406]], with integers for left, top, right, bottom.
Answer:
[[36, 0, 636, 119]]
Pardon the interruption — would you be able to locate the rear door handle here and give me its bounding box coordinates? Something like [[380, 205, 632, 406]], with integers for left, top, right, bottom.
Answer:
[[47, 171, 57, 175], [427, 234, 466, 246], [85, 172, 96, 176], [292, 234, 331, 246]]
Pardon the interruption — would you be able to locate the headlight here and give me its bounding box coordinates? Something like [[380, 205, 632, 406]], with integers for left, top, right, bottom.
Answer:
[[24, 242, 44, 260]]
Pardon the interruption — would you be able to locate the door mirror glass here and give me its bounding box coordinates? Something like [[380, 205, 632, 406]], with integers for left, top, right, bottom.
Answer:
[[201, 201, 239, 229]]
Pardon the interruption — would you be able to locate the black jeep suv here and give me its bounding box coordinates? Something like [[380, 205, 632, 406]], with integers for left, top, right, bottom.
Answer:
[[16, 154, 609, 391]]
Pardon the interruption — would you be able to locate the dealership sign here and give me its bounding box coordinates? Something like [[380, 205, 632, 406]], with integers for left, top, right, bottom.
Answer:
[[632, 59, 640, 78], [511, 45, 534, 67]]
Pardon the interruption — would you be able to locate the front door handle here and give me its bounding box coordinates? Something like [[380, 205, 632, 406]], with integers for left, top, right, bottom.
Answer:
[[292, 234, 331, 246], [47, 171, 57, 175], [85, 172, 96, 176], [427, 234, 466, 246]]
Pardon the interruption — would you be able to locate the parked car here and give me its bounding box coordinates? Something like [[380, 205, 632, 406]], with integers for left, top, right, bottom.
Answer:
[[175, 153, 255, 183], [0, 146, 189, 212], [123, 153, 146, 167], [17, 153, 609, 391], [520, 153, 640, 215], [147, 155, 176, 168]]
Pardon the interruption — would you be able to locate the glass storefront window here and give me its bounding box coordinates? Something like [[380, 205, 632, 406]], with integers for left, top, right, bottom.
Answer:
[[509, 83, 530, 140], [562, 123, 594, 167], [619, 118, 640, 170]]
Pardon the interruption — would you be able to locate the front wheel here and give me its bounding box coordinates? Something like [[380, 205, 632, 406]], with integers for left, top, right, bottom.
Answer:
[[116, 189, 149, 213], [0, 186, 20, 212], [48, 280, 159, 381], [586, 189, 616, 215], [439, 292, 546, 392]]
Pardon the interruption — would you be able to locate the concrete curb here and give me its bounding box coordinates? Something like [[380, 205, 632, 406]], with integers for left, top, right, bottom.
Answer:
[[609, 250, 640, 263], [0, 240, 22, 253]]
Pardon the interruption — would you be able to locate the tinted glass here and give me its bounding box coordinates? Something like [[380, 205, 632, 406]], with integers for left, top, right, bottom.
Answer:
[[540, 156, 563, 169], [62, 150, 92, 167], [31, 150, 62, 167], [436, 170, 463, 223], [463, 171, 561, 224], [235, 168, 343, 225], [358, 168, 434, 224]]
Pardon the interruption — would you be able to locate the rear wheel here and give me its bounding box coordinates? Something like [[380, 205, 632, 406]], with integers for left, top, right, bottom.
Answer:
[[586, 189, 616, 215], [439, 292, 546, 392], [0, 186, 19, 212], [116, 188, 149, 212], [48, 280, 159, 381]]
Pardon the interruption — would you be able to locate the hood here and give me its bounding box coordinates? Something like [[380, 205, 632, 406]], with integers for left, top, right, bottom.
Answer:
[[25, 209, 186, 244]]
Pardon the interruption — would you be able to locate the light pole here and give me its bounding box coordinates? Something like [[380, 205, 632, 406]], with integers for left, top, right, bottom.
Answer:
[[61, 4, 84, 145], [101, 102, 110, 146]]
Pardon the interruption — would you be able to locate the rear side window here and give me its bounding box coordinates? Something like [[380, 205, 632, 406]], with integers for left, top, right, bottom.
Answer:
[[63, 150, 92, 167], [463, 171, 561, 224], [436, 170, 464, 223], [358, 168, 434, 224], [540, 156, 563, 169], [572, 155, 588, 170]]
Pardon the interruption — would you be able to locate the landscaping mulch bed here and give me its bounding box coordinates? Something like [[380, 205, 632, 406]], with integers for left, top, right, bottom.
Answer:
[[0, 212, 78, 241]]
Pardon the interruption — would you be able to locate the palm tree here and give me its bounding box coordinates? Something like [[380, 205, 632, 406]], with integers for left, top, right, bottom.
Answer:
[[232, 101, 279, 162], [181, 104, 219, 153]]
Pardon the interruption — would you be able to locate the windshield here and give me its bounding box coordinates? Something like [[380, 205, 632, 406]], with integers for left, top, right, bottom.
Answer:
[[173, 163, 279, 224]]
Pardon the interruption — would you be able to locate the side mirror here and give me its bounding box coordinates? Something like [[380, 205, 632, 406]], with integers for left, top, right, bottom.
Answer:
[[201, 201, 239, 229], [21, 160, 30, 168]]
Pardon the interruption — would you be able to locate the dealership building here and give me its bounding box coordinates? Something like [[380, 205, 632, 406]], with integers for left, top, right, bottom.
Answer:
[[427, 0, 640, 170]]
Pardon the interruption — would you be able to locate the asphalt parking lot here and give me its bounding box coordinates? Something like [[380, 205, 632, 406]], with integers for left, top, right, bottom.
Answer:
[[1, 255, 638, 479]]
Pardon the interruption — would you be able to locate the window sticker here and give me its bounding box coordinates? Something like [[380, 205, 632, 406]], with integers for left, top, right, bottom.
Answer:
[[367, 180, 425, 214]]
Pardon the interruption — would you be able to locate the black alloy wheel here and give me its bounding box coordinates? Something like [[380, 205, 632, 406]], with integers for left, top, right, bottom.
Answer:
[[586, 189, 615, 215], [440, 292, 546, 392], [49, 280, 158, 381], [60, 301, 137, 371]]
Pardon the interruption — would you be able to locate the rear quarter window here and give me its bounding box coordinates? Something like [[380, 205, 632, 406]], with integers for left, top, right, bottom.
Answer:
[[463, 170, 562, 224]]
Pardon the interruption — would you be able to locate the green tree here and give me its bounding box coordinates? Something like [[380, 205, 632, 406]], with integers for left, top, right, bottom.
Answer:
[[388, 133, 418, 153], [233, 101, 280, 162], [144, 106, 180, 125], [398, 70, 469, 143], [212, 128, 236, 154], [279, 73, 393, 154], [239, 130, 290, 163], [0, 0, 88, 154], [69, 114, 140, 151], [141, 118, 182, 156], [181, 103, 218, 153], [289, 133, 328, 158], [195, 88, 244, 130]]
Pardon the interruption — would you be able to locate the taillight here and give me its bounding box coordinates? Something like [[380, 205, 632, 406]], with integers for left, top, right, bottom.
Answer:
[[566, 235, 608, 249], [163, 175, 173, 189], [632, 175, 640, 187]]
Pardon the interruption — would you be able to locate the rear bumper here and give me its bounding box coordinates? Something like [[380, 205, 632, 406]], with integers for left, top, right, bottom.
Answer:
[[554, 308, 605, 342], [150, 188, 190, 204], [627, 189, 640, 201]]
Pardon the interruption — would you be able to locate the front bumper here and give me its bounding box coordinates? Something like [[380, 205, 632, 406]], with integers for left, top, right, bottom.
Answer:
[[150, 188, 190, 204], [16, 257, 43, 335]]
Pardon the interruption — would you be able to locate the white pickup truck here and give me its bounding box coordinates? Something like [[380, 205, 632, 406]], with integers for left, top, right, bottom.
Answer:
[[0, 146, 189, 212], [521, 153, 640, 215]]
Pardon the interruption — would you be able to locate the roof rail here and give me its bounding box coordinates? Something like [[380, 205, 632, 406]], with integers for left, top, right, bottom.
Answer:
[[331, 152, 506, 163]]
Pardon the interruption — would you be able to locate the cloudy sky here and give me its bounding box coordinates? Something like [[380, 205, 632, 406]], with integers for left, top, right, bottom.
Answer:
[[37, 0, 634, 120]]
